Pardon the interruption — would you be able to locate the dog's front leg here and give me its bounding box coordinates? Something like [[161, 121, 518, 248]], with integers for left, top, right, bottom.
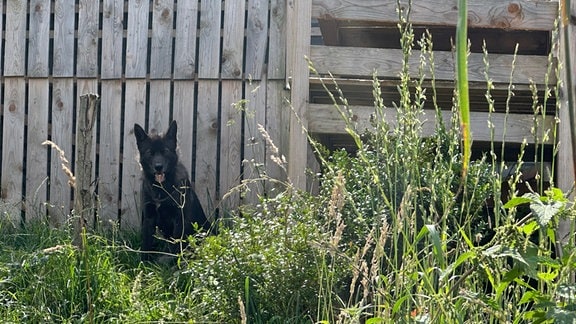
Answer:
[[141, 203, 157, 261]]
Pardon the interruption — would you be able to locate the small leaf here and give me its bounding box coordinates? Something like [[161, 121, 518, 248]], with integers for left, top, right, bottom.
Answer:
[[503, 196, 532, 209], [530, 199, 562, 227]]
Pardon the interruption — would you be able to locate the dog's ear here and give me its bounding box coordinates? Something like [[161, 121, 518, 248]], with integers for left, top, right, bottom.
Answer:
[[166, 120, 178, 143], [134, 123, 148, 145]]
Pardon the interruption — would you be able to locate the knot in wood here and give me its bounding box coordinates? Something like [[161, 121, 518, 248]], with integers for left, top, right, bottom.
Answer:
[[507, 3, 520, 14], [8, 103, 16, 112]]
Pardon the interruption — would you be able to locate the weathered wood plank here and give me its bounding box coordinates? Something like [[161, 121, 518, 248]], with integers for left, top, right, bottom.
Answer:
[[220, 81, 243, 211], [125, 0, 150, 78], [312, 0, 558, 31], [98, 81, 122, 225], [25, 79, 50, 220], [4, 0, 27, 76], [308, 103, 555, 145], [148, 80, 172, 131], [77, 0, 100, 77], [76, 79, 99, 182], [195, 81, 219, 217], [268, 0, 287, 80], [102, 0, 125, 79], [243, 80, 268, 203], [265, 81, 290, 191], [310, 45, 552, 85], [221, 0, 246, 79], [1, 78, 26, 221], [172, 81, 196, 172], [174, 1, 198, 79], [48, 78, 74, 226], [150, 0, 174, 79], [120, 80, 147, 230], [246, 0, 269, 80], [287, 0, 312, 190], [53, 0, 75, 77], [28, 0, 51, 77], [198, 0, 222, 79]]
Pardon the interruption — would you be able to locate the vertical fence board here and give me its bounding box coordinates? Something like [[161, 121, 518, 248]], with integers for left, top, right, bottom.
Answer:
[[4, 0, 27, 76], [76, 79, 99, 182], [126, 0, 150, 78], [1, 78, 26, 221], [173, 81, 196, 172], [174, 1, 198, 79], [195, 81, 219, 216], [222, 0, 246, 79], [53, 0, 75, 77], [243, 80, 267, 203], [148, 80, 172, 131], [150, 0, 174, 79], [246, 0, 269, 80], [28, 0, 51, 77], [198, 0, 222, 79], [77, 0, 100, 77], [25, 79, 50, 220], [48, 78, 74, 225], [265, 81, 289, 189], [121, 80, 147, 230], [220, 81, 243, 211], [102, 0, 125, 79], [98, 81, 122, 224], [268, 0, 287, 79]]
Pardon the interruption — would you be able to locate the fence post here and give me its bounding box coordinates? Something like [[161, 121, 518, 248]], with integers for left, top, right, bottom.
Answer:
[[73, 93, 99, 247]]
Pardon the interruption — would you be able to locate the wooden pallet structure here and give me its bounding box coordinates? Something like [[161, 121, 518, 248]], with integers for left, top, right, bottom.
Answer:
[[287, 0, 572, 194]]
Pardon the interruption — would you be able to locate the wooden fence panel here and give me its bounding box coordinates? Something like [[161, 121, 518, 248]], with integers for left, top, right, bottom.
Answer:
[[148, 80, 172, 131], [150, 0, 174, 79], [48, 78, 75, 225], [173, 81, 196, 172], [28, 0, 50, 77], [198, 0, 221, 79], [125, 0, 150, 78], [269, 0, 287, 79], [222, 0, 246, 79], [4, 0, 26, 76], [121, 80, 147, 230], [99, 81, 123, 224], [53, 0, 75, 77], [246, 0, 269, 80], [1, 78, 26, 221], [102, 0, 125, 79], [77, 0, 100, 77], [174, 1, 198, 79], [25, 79, 50, 220], [243, 79, 267, 202]]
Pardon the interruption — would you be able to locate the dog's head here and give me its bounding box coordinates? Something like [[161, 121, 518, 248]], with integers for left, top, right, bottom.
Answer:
[[134, 120, 179, 184]]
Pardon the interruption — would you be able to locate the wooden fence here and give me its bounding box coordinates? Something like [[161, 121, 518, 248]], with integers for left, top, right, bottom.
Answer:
[[0, 0, 292, 229]]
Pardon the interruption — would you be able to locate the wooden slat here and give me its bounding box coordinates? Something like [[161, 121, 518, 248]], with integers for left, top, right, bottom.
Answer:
[[172, 81, 196, 171], [125, 0, 150, 78], [4, 0, 26, 76], [98, 81, 122, 224], [265, 81, 290, 190], [174, 1, 198, 79], [77, 0, 100, 77], [246, 0, 269, 80], [269, 0, 287, 80], [287, 0, 312, 190], [28, 0, 51, 77], [221, 0, 246, 79], [102, 0, 125, 79], [148, 80, 172, 131], [198, 0, 222, 79], [150, 0, 174, 79], [220, 81, 243, 210], [25, 80, 50, 220], [120, 80, 147, 230], [48, 78, 74, 226], [53, 0, 75, 77], [195, 81, 219, 217], [312, 0, 558, 31], [76, 79, 99, 188], [308, 103, 555, 145], [243, 80, 267, 203], [310, 45, 552, 85], [1, 78, 26, 221]]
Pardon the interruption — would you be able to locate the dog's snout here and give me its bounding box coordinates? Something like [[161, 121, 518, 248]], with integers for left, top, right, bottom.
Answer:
[[154, 163, 163, 172]]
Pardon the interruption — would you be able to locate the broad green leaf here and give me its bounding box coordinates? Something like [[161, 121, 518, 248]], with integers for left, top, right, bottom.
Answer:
[[504, 196, 533, 209], [530, 199, 562, 227]]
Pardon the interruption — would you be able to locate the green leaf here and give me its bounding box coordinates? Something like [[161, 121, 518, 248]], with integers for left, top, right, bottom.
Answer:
[[483, 245, 529, 267], [530, 199, 562, 227], [504, 196, 533, 209], [365, 318, 385, 324], [426, 224, 445, 269], [557, 284, 576, 300]]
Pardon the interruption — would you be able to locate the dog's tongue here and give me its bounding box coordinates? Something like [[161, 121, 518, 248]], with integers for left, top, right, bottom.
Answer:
[[155, 173, 165, 183]]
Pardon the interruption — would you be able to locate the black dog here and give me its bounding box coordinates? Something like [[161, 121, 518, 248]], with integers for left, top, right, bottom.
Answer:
[[134, 120, 210, 261]]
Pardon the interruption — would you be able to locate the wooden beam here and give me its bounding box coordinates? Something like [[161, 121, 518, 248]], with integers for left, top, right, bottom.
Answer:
[[308, 103, 555, 145], [310, 45, 554, 85], [312, 0, 557, 31]]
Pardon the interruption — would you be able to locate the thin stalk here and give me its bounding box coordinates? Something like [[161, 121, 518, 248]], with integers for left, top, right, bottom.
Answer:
[[456, 0, 471, 178]]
